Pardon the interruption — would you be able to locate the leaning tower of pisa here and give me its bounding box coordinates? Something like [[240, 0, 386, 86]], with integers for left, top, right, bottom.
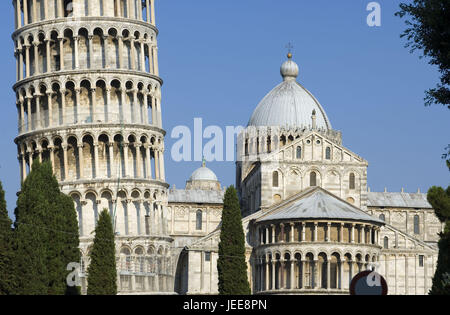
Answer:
[[12, 0, 174, 294]]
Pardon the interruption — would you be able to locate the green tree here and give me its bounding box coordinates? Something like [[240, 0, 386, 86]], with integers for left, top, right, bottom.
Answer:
[[427, 186, 450, 295], [396, 0, 450, 108], [217, 186, 251, 295], [397, 0, 450, 165], [14, 161, 80, 295], [87, 209, 117, 295], [0, 181, 14, 295]]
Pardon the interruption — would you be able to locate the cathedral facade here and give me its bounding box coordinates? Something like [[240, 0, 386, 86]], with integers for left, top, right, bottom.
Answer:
[[11, 1, 441, 295]]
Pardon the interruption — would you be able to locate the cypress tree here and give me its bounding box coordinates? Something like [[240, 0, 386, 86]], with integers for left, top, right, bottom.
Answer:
[[0, 181, 14, 295], [87, 209, 117, 295], [217, 186, 251, 295], [14, 161, 80, 295], [428, 186, 450, 295]]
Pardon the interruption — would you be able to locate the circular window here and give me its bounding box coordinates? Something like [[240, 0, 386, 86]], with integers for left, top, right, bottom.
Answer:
[[306, 140, 311, 144], [316, 140, 321, 145]]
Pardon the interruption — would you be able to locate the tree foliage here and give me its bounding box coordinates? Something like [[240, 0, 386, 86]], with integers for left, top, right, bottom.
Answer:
[[87, 209, 117, 295], [427, 185, 450, 295], [217, 186, 251, 295], [13, 161, 80, 295], [0, 181, 14, 295], [396, 0, 450, 108]]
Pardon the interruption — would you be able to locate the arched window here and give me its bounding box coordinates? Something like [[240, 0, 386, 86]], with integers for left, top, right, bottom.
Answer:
[[379, 214, 385, 222], [245, 139, 249, 156], [414, 215, 420, 234], [296, 146, 302, 159], [325, 147, 331, 160], [310, 172, 317, 187], [196, 210, 203, 230], [272, 171, 279, 188], [349, 173, 355, 190], [383, 236, 389, 249]]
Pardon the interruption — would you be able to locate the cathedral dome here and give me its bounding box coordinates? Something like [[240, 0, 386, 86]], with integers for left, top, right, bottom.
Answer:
[[186, 161, 221, 191], [189, 164, 218, 182], [248, 54, 332, 130]]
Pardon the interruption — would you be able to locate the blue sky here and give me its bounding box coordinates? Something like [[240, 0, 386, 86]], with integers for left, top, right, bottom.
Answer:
[[0, 0, 449, 218]]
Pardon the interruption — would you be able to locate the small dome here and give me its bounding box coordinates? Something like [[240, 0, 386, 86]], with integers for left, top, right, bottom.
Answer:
[[248, 54, 331, 130], [280, 54, 299, 81], [189, 163, 218, 182]]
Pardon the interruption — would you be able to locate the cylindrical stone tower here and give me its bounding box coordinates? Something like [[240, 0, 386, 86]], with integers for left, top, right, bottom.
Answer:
[[12, 0, 173, 294]]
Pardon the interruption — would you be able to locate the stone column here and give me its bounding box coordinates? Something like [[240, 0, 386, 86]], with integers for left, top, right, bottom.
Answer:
[[74, 36, 79, 69], [361, 225, 366, 244], [105, 88, 111, 122], [62, 144, 68, 180], [145, 145, 152, 179], [58, 37, 64, 71], [88, 35, 94, 69], [91, 88, 97, 123], [93, 143, 99, 178], [326, 223, 331, 242], [19, 47, 24, 80], [43, 0, 48, 20], [35, 93, 41, 129], [21, 153, 27, 181], [25, 96, 31, 132], [46, 91, 53, 127], [314, 222, 318, 242], [33, 41, 40, 75], [15, 50, 19, 81], [118, 36, 124, 69], [78, 144, 84, 179], [159, 149, 165, 181], [109, 142, 115, 178], [271, 259, 275, 290], [340, 223, 344, 243], [48, 145, 54, 173], [339, 259, 344, 290], [58, 0, 64, 18], [302, 222, 306, 242], [271, 225, 275, 244], [18, 155, 24, 182], [135, 143, 142, 178], [146, 0, 151, 22], [150, 0, 156, 25], [132, 89, 138, 123], [154, 148, 160, 179], [153, 46, 159, 76], [290, 259, 295, 289], [143, 92, 149, 124], [140, 41, 145, 71], [280, 223, 284, 243], [351, 224, 355, 244], [24, 44, 30, 78], [46, 40, 51, 72], [313, 260, 319, 289], [130, 37, 136, 70], [27, 150, 33, 171], [123, 142, 129, 177], [19, 99, 25, 133], [151, 96, 157, 125], [60, 88, 66, 125], [74, 88, 81, 123], [23, 0, 29, 25], [15, 0, 21, 29], [103, 35, 109, 68], [290, 223, 295, 242], [32, 0, 37, 23]]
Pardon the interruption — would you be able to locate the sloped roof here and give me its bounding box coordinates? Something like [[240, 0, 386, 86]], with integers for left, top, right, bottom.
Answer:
[[257, 187, 383, 224], [367, 192, 432, 209], [168, 189, 224, 204]]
